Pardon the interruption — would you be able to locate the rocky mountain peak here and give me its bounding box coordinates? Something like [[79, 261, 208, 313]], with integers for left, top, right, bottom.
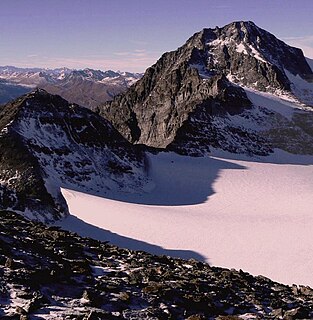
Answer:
[[9, 88, 74, 118], [214, 20, 262, 40], [24, 87, 53, 100], [187, 20, 312, 92], [97, 21, 313, 156], [0, 90, 149, 222], [197, 20, 260, 46]]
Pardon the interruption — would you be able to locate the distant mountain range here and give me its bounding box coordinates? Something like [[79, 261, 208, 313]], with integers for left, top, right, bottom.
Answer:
[[0, 66, 142, 108]]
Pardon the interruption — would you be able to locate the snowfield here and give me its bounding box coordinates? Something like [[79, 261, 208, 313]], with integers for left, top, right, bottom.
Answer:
[[59, 150, 313, 287]]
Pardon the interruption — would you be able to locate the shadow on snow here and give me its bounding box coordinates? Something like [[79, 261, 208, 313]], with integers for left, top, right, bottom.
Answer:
[[94, 153, 246, 206], [57, 214, 207, 262], [56, 153, 247, 262]]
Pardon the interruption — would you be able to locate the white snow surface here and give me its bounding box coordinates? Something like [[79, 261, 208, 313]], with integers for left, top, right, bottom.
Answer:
[[236, 43, 248, 54], [59, 150, 313, 287], [285, 69, 313, 105], [248, 45, 267, 63], [234, 42, 266, 63], [244, 87, 303, 120]]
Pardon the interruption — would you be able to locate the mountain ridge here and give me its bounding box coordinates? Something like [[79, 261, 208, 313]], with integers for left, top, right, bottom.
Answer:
[[97, 20, 313, 156], [0, 89, 148, 222]]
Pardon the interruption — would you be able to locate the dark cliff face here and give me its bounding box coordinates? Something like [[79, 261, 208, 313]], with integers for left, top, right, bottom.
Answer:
[[0, 90, 148, 222], [97, 34, 253, 150], [97, 21, 313, 155]]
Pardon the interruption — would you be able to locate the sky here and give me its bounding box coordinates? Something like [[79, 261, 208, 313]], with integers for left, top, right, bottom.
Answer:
[[1, 0, 313, 72]]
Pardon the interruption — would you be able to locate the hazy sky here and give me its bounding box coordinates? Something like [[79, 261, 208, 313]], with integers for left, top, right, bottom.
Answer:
[[1, 0, 313, 72]]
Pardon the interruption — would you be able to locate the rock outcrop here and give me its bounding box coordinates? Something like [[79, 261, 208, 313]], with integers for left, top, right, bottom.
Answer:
[[0, 210, 312, 319]]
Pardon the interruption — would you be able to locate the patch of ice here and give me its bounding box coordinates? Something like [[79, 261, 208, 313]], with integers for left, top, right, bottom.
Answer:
[[0, 120, 14, 136], [90, 265, 114, 277], [236, 43, 248, 54], [249, 45, 267, 63], [234, 42, 267, 63], [209, 39, 231, 47]]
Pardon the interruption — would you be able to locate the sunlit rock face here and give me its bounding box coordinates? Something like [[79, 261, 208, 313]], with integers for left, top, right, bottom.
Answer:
[[98, 21, 313, 156]]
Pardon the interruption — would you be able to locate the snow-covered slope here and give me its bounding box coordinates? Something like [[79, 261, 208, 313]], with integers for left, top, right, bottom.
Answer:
[[59, 149, 313, 287], [284, 69, 313, 106], [0, 90, 148, 222], [53, 21, 313, 287]]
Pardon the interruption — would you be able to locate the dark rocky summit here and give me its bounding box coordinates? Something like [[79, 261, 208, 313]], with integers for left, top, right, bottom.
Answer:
[[0, 89, 148, 222], [199, 21, 312, 90], [97, 21, 313, 156], [0, 210, 312, 319]]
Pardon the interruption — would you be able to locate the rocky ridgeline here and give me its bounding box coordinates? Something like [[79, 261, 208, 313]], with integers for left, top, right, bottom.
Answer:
[[0, 90, 148, 222], [0, 210, 312, 319]]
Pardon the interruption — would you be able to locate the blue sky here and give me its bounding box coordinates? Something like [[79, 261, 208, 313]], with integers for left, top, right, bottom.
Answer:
[[1, 0, 313, 72]]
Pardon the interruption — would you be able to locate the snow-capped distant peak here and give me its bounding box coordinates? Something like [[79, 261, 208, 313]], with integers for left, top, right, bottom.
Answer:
[[0, 66, 142, 84]]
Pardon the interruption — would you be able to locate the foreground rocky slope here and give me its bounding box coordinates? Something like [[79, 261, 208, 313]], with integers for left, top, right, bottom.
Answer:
[[98, 21, 313, 156], [0, 90, 148, 222], [0, 210, 312, 319], [0, 66, 142, 108]]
